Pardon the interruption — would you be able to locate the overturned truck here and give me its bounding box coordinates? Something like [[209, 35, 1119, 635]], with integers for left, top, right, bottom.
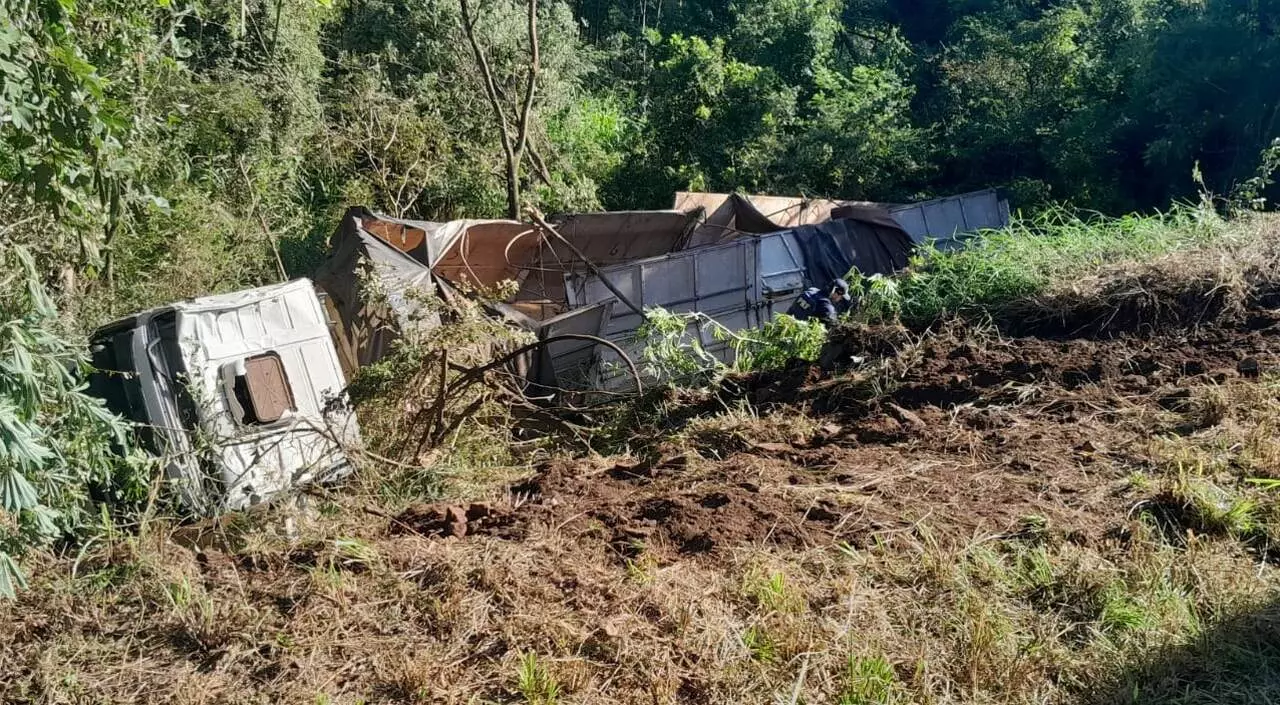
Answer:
[[88, 280, 361, 514], [314, 189, 1010, 393]]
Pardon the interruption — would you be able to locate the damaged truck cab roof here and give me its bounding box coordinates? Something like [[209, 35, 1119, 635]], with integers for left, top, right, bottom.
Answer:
[[89, 279, 360, 515]]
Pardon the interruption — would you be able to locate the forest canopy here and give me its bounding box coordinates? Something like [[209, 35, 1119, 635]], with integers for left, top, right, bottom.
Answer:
[[0, 0, 1278, 314]]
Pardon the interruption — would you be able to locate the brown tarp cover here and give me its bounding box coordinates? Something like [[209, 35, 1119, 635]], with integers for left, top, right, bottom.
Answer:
[[312, 208, 619, 391], [351, 208, 693, 320], [350, 211, 541, 291], [429, 220, 543, 290], [676, 191, 885, 248]]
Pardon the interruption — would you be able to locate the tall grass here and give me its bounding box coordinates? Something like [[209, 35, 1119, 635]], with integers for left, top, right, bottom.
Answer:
[[855, 204, 1229, 327]]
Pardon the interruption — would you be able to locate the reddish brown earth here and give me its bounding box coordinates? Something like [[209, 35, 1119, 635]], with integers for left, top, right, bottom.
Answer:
[[394, 311, 1280, 561]]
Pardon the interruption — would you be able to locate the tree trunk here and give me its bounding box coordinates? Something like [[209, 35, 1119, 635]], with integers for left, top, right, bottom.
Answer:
[[459, 0, 539, 220], [505, 154, 521, 219]]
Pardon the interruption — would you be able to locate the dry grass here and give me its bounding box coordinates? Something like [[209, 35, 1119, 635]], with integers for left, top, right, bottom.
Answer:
[[4, 511, 1276, 704], [7, 363, 1280, 704]]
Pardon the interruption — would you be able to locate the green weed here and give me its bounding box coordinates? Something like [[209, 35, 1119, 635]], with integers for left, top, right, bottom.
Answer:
[[1013, 546, 1057, 596], [1172, 475, 1262, 539], [332, 537, 380, 570], [1099, 582, 1152, 634], [636, 307, 827, 386], [742, 625, 777, 663], [516, 652, 560, 705], [839, 654, 903, 705], [624, 553, 656, 585], [1128, 472, 1154, 491], [855, 205, 1226, 328], [743, 569, 802, 614]]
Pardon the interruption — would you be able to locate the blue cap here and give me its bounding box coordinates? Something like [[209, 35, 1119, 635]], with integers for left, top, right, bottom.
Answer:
[[831, 279, 850, 295]]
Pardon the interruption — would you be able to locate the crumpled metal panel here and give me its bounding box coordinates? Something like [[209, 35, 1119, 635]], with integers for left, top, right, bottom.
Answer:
[[758, 231, 806, 297], [676, 190, 1011, 252], [514, 210, 697, 320], [429, 220, 540, 290], [566, 238, 761, 390]]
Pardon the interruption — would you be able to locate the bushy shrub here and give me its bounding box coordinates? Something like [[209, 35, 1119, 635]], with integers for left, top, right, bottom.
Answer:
[[0, 247, 147, 598], [636, 307, 827, 386]]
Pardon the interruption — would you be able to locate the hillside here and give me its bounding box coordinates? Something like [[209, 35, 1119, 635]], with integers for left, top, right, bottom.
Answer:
[[2, 0, 1280, 702], [5, 214, 1280, 703]]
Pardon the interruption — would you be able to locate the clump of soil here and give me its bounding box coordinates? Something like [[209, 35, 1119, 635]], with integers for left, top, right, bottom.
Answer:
[[393, 502, 517, 538]]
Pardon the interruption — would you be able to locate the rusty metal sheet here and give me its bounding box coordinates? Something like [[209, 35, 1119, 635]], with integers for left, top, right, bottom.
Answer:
[[360, 216, 429, 259], [676, 192, 884, 248], [243, 353, 294, 423], [430, 220, 540, 290]]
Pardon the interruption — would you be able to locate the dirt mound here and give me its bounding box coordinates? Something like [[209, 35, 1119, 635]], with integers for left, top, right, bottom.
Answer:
[[392, 502, 518, 538], [388, 310, 1280, 561], [804, 313, 1280, 412], [395, 455, 846, 560]]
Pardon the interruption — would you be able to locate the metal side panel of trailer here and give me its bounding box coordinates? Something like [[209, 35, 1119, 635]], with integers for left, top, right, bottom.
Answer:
[[888, 188, 1009, 250], [565, 238, 763, 390], [564, 230, 809, 391]]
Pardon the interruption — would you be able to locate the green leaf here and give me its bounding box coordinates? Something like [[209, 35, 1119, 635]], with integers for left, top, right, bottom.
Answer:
[[0, 469, 39, 512], [0, 552, 27, 599], [25, 505, 60, 537], [9, 104, 33, 131]]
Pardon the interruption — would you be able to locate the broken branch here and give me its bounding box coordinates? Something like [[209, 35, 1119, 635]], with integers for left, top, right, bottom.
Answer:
[[527, 209, 649, 322]]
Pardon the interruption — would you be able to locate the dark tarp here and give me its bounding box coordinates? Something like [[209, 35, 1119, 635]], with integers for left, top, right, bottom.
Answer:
[[782, 205, 915, 286], [313, 207, 437, 377]]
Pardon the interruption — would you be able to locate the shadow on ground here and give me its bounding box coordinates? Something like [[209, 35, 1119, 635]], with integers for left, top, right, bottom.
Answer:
[[1088, 598, 1280, 704]]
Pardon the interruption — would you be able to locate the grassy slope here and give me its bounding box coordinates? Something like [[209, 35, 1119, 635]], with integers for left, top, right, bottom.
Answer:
[[4, 214, 1280, 704], [859, 208, 1280, 334]]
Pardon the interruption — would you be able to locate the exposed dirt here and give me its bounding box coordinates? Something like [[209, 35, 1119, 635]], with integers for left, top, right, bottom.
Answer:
[[14, 235, 1280, 704], [393, 310, 1280, 562]]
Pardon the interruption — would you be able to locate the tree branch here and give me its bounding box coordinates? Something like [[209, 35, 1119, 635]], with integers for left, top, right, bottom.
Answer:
[[514, 0, 539, 161], [459, 0, 516, 157], [527, 140, 554, 187]]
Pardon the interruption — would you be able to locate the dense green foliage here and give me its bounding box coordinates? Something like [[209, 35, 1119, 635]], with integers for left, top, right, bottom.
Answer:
[[637, 308, 827, 384], [2, 0, 1277, 317], [580, 0, 1280, 212], [0, 248, 147, 597]]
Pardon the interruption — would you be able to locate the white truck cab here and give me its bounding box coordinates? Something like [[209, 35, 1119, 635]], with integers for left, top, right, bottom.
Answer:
[[88, 279, 360, 514]]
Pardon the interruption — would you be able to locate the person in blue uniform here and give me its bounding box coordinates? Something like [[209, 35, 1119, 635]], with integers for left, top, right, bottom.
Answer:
[[786, 279, 850, 327]]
